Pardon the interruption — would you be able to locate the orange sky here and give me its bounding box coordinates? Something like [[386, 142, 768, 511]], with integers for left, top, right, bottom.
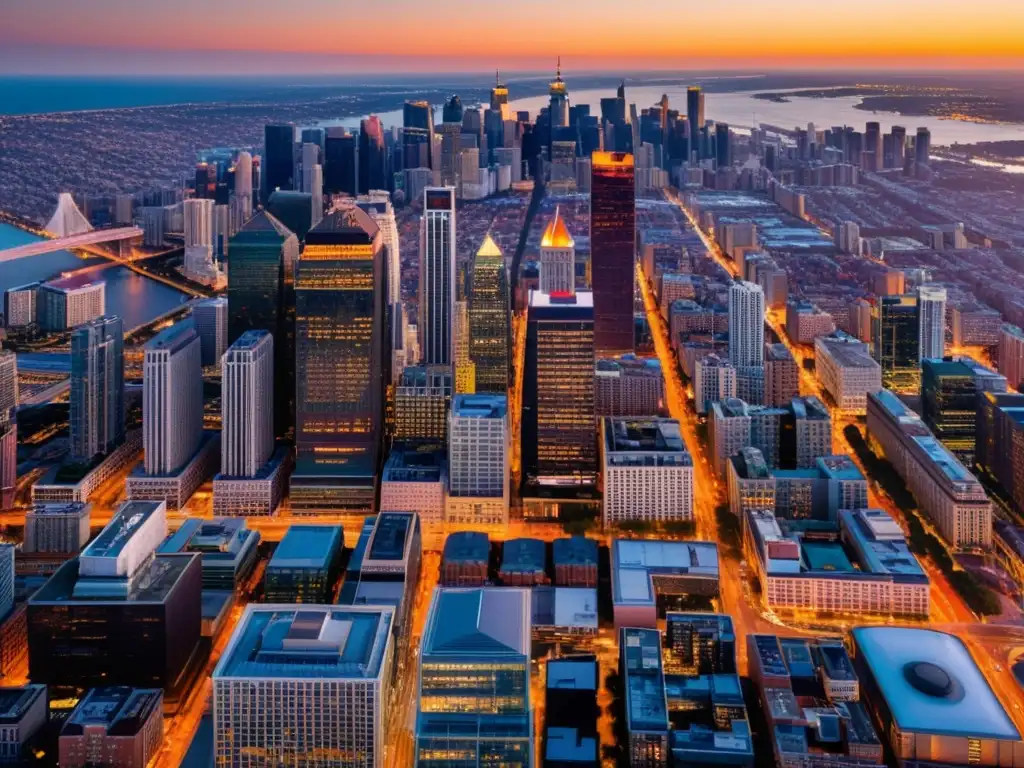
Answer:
[[1, 0, 1023, 73]]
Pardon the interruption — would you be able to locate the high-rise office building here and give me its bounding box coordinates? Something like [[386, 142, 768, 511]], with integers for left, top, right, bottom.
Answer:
[[214, 605, 395, 768], [715, 123, 731, 167], [917, 285, 947, 361], [143, 323, 203, 476], [468, 235, 509, 393], [70, 315, 124, 462], [293, 208, 385, 511], [490, 70, 510, 115], [355, 191, 401, 308], [873, 294, 920, 394], [359, 117, 387, 194], [448, 394, 509, 523], [402, 100, 434, 171], [233, 150, 253, 220], [0, 544, 13, 622], [687, 86, 705, 160], [221, 331, 274, 478], [549, 60, 570, 130], [539, 207, 575, 295], [394, 365, 452, 446], [999, 324, 1024, 391], [922, 357, 1005, 466], [184, 198, 213, 247], [915, 127, 931, 167], [227, 211, 299, 439], [25, 502, 91, 554], [324, 128, 357, 196], [419, 188, 456, 366], [263, 124, 295, 196], [443, 94, 464, 124], [0, 350, 14, 418], [415, 588, 532, 768], [523, 290, 597, 488], [729, 281, 765, 368], [590, 152, 635, 356], [192, 297, 228, 368]]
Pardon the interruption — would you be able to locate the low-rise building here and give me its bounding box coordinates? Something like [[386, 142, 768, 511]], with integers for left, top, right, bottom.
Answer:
[[815, 333, 882, 415], [601, 417, 693, 525], [552, 536, 598, 588], [500, 538, 548, 586], [594, 355, 665, 417], [24, 502, 91, 554], [59, 687, 164, 768], [867, 389, 992, 550], [441, 531, 490, 587], [379, 449, 446, 523], [611, 539, 719, 629], [157, 517, 260, 591], [694, 353, 736, 415], [764, 343, 799, 407], [743, 508, 929, 617], [0, 684, 47, 764], [786, 300, 835, 345], [263, 525, 344, 603]]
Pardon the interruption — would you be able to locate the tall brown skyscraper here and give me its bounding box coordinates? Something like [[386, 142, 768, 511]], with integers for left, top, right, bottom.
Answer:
[[590, 151, 635, 356]]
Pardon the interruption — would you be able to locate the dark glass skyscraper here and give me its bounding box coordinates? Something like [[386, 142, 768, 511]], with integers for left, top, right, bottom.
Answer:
[[523, 291, 597, 489], [227, 211, 299, 438], [916, 127, 931, 167], [292, 207, 386, 512], [468, 235, 510, 393], [443, 94, 464, 124], [873, 294, 920, 394], [263, 124, 295, 196], [419, 187, 456, 367], [359, 116, 387, 193], [715, 123, 731, 168], [686, 87, 704, 160], [590, 151, 635, 356], [70, 315, 124, 462], [402, 101, 434, 171], [922, 358, 981, 465], [324, 128, 357, 196]]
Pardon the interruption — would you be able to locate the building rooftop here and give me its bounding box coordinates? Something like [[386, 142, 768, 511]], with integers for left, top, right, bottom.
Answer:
[[234, 209, 295, 239], [501, 538, 546, 574], [765, 343, 793, 362], [595, 354, 662, 377], [528, 289, 594, 310], [476, 233, 503, 258], [621, 627, 669, 733], [63, 687, 163, 737], [816, 333, 878, 368], [364, 512, 416, 569], [45, 273, 105, 292], [451, 393, 507, 419], [612, 539, 719, 607], [531, 587, 599, 631], [816, 454, 864, 481], [304, 205, 379, 246], [442, 531, 489, 565], [841, 509, 927, 581], [159, 517, 253, 560], [422, 588, 530, 660], [215, 605, 393, 680], [32, 553, 198, 605], [145, 320, 198, 354], [852, 626, 1020, 740], [382, 449, 445, 484], [604, 417, 687, 455], [0, 685, 45, 724], [268, 526, 343, 571], [541, 206, 574, 249], [552, 536, 598, 568], [80, 500, 164, 573], [730, 447, 771, 479]]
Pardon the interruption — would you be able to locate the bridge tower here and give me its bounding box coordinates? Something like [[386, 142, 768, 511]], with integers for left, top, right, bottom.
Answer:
[[45, 193, 93, 238]]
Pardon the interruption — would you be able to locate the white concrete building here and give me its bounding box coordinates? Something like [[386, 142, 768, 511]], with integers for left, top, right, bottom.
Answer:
[[446, 395, 508, 526], [24, 502, 91, 554], [917, 285, 947, 361], [694, 353, 737, 415], [220, 331, 273, 478], [142, 323, 203, 476], [601, 418, 694, 525], [539, 207, 575, 295], [728, 281, 765, 368], [814, 333, 882, 416]]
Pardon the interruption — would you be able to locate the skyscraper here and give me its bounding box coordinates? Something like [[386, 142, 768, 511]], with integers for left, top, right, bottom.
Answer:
[[728, 281, 765, 368], [539, 207, 575, 295], [359, 117, 387, 194], [523, 290, 597, 488], [293, 207, 386, 511], [915, 127, 931, 167], [355, 191, 401, 308], [402, 100, 434, 171], [715, 123, 731, 168], [442, 94, 463, 124], [324, 128, 357, 196], [263, 124, 295, 196], [490, 70, 510, 116], [549, 59, 569, 131], [590, 151, 635, 356], [917, 285, 947, 361], [419, 188, 456, 367], [70, 315, 124, 462], [221, 330, 274, 478], [143, 323, 203, 476], [233, 151, 253, 220], [192, 297, 228, 368], [687, 86, 705, 160], [873, 294, 920, 394], [468, 235, 510, 393], [227, 211, 299, 439]]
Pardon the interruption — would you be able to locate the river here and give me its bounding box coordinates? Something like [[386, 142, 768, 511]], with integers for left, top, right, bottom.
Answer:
[[0, 223, 190, 331]]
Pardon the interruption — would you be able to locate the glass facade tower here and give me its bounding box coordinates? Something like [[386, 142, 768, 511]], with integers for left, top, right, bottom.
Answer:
[[262, 124, 295, 196], [590, 152, 636, 356], [873, 294, 920, 394], [468, 235, 510, 393], [70, 315, 124, 462]]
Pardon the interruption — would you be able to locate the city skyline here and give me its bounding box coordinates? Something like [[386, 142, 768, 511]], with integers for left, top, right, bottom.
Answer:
[[2, 0, 1023, 75]]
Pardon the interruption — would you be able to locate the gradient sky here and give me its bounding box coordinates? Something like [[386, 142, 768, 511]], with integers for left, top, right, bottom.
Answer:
[[1, 0, 1023, 75]]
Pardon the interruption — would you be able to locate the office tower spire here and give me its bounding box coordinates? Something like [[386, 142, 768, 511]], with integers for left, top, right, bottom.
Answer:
[[549, 58, 569, 129], [590, 152, 635, 355], [419, 188, 456, 367], [539, 206, 575, 295], [70, 315, 124, 462], [468, 234, 510, 393]]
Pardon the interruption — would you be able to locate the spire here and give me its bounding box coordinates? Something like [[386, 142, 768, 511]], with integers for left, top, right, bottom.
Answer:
[[496, 68, 500, 88], [476, 233, 503, 258], [556, 56, 562, 82], [540, 206, 574, 249]]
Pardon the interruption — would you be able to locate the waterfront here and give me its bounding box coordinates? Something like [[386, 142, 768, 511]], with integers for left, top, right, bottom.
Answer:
[[0, 222, 191, 330]]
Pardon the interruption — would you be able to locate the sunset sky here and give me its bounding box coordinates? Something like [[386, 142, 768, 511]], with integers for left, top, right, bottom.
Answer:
[[1, 0, 1023, 75]]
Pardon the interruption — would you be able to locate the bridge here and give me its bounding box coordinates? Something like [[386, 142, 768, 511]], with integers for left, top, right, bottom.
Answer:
[[0, 226, 143, 263]]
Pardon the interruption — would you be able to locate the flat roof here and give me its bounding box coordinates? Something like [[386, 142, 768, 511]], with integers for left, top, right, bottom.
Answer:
[[529, 289, 594, 309], [31, 553, 198, 605], [269, 526, 343, 570], [604, 417, 688, 455], [365, 512, 414, 564], [816, 334, 878, 368], [81, 500, 162, 561], [801, 541, 854, 573], [215, 605, 393, 681], [422, 588, 530, 660], [442, 531, 489, 564], [64, 687, 162, 736], [841, 509, 927, 580], [159, 517, 257, 564], [551, 536, 598, 568], [531, 587, 599, 630], [452, 394, 508, 419], [612, 539, 720, 606], [145, 321, 197, 354], [0, 685, 45, 724], [381, 449, 445, 484], [501, 538, 546, 573], [852, 627, 1021, 740], [816, 455, 864, 481], [621, 627, 669, 733]]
